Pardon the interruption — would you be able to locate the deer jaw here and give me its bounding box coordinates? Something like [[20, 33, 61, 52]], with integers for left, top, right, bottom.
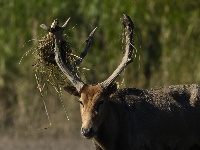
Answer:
[[79, 85, 106, 139]]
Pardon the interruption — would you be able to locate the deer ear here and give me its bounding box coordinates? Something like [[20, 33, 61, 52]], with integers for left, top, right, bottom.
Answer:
[[104, 82, 118, 96], [64, 85, 80, 97]]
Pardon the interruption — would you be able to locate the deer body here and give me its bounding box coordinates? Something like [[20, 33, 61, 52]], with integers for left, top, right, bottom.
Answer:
[[79, 84, 200, 150], [40, 15, 200, 150]]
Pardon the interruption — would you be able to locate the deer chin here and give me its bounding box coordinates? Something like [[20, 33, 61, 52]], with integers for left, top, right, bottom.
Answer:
[[83, 135, 94, 139]]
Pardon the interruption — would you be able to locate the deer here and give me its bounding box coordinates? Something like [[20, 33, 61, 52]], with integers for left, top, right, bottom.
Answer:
[[40, 15, 200, 150]]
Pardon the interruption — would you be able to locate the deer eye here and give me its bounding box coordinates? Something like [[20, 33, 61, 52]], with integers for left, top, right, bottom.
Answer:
[[78, 99, 84, 107]]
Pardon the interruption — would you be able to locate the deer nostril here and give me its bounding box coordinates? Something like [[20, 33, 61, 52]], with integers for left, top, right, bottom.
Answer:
[[81, 127, 94, 138]]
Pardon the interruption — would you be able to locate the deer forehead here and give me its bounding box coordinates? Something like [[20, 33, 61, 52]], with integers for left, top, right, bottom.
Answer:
[[81, 85, 103, 104]]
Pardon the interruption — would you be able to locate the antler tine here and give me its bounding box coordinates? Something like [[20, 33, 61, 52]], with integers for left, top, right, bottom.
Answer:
[[76, 27, 97, 65], [99, 14, 134, 90], [41, 18, 85, 93]]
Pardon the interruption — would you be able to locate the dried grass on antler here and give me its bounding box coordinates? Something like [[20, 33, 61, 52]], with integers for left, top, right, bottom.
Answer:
[[33, 28, 75, 94]]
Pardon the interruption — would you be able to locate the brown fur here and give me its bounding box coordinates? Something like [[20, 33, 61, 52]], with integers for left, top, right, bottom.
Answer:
[[67, 84, 200, 150]]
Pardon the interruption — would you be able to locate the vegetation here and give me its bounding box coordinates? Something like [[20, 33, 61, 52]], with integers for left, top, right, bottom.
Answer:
[[0, 0, 200, 137]]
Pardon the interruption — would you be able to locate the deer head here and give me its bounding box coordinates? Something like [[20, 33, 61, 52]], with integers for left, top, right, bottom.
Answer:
[[41, 14, 134, 138]]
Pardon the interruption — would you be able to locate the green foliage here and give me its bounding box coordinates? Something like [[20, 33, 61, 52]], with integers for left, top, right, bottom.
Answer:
[[0, 0, 200, 136]]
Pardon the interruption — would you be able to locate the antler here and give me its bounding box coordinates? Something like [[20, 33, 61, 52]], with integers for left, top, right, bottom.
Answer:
[[40, 14, 134, 93], [99, 14, 134, 90]]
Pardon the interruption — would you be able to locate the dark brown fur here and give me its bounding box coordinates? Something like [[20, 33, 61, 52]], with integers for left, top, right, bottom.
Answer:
[[68, 84, 200, 150]]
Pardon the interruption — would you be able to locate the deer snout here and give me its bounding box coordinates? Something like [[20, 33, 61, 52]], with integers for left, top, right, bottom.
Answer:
[[81, 127, 94, 138]]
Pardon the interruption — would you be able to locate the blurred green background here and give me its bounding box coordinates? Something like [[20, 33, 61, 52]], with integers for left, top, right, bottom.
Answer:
[[0, 0, 200, 149]]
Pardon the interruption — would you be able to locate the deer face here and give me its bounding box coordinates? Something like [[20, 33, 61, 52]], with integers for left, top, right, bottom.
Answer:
[[79, 85, 106, 138], [65, 83, 117, 138]]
